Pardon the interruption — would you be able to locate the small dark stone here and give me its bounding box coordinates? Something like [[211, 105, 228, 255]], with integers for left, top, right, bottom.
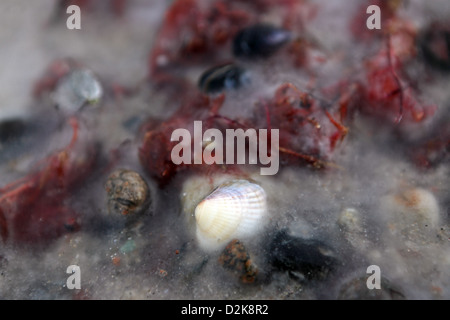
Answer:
[[419, 23, 450, 72], [0, 255, 8, 268], [198, 63, 249, 94], [0, 119, 26, 144], [63, 220, 78, 232], [268, 230, 338, 280], [233, 24, 292, 59]]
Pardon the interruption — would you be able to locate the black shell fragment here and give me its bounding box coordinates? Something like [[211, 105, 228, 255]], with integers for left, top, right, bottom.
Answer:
[[268, 230, 338, 280], [233, 24, 292, 59], [198, 63, 249, 93]]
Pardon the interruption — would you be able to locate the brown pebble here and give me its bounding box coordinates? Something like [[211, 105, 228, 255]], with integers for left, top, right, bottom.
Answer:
[[158, 269, 168, 277], [112, 256, 121, 266], [218, 239, 258, 284]]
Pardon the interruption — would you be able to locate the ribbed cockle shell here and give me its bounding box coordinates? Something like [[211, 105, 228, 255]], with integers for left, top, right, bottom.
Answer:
[[194, 180, 267, 251]]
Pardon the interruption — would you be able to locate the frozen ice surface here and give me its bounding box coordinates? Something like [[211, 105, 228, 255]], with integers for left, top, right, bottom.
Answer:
[[0, 0, 449, 300]]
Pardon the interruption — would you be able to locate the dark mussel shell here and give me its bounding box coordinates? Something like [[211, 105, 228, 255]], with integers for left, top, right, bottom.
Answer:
[[198, 63, 249, 94], [233, 24, 292, 59], [268, 230, 339, 280]]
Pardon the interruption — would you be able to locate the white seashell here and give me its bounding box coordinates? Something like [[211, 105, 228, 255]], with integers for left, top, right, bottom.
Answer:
[[194, 180, 267, 251]]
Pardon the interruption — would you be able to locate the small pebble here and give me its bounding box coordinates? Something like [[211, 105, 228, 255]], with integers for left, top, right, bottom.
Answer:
[[419, 23, 450, 71], [218, 239, 258, 284], [53, 68, 103, 113], [0, 119, 26, 144]]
